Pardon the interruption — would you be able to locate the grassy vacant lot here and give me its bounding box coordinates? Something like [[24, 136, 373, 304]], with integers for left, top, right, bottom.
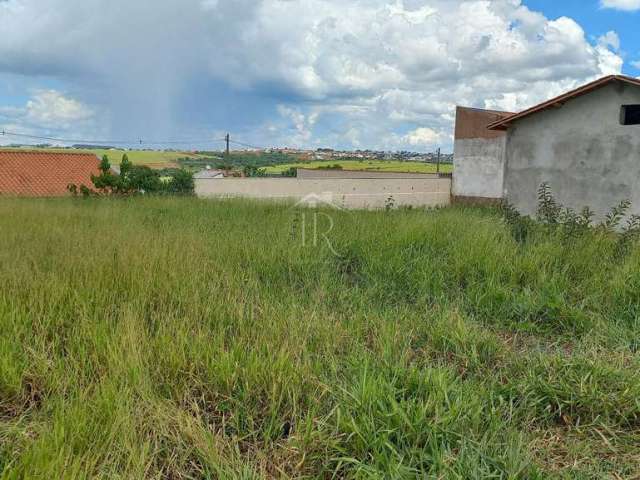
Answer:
[[263, 160, 453, 174], [1, 198, 639, 478]]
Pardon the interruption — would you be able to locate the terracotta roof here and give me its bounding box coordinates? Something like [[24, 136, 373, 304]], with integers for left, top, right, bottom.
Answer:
[[0, 150, 101, 197], [488, 75, 640, 130]]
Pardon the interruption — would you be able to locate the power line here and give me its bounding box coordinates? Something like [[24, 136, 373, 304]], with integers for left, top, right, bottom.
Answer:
[[0, 129, 229, 147], [0, 128, 270, 156], [228, 139, 264, 150]]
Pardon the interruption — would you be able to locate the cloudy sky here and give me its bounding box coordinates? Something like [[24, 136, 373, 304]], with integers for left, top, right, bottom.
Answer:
[[0, 0, 638, 152]]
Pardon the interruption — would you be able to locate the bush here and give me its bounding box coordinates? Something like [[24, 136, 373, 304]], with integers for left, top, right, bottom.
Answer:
[[125, 166, 162, 193], [242, 165, 267, 178], [74, 154, 195, 196], [164, 169, 195, 195], [502, 183, 640, 257]]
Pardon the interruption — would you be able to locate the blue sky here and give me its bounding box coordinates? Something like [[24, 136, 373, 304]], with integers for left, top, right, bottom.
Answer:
[[0, 0, 638, 153], [526, 0, 639, 74]]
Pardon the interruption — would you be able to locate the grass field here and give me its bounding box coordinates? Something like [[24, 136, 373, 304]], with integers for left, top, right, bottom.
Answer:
[[1, 198, 640, 478], [87, 149, 211, 166], [263, 160, 453, 174], [0, 148, 210, 166]]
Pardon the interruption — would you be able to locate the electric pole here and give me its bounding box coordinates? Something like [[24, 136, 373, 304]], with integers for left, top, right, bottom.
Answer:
[[436, 148, 441, 174]]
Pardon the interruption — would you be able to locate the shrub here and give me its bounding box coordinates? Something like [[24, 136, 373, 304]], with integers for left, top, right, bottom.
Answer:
[[536, 182, 561, 225], [125, 165, 162, 193], [163, 169, 195, 195], [602, 199, 631, 232], [504, 183, 640, 258], [78, 154, 195, 196], [500, 201, 534, 244], [242, 165, 268, 178]]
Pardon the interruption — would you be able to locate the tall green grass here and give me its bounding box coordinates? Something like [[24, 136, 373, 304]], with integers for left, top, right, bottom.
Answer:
[[1, 198, 639, 478]]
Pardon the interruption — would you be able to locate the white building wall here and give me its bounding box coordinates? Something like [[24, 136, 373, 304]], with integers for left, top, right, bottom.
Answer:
[[453, 136, 506, 199], [452, 107, 511, 200]]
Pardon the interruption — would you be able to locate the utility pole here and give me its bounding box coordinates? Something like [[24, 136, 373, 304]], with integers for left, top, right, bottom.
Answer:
[[225, 133, 230, 157], [436, 147, 441, 174]]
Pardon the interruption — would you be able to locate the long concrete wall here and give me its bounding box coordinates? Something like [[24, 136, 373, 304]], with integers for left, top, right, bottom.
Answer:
[[195, 177, 451, 209], [452, 107, 512, 200], [297, 168, 439, 179], [504, 82, 640, 217]]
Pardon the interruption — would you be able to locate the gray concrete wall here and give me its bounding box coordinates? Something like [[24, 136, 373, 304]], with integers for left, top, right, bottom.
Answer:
[[452, 107, 511, 199], [504, 82, 640, 217], [195, 177, 451, 209], [297, 168, 439, 179], [453, 136, 507, 198]]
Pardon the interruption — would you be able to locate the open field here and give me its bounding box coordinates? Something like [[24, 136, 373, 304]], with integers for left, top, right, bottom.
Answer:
[[1, 198, 640, 478], [263, 160, 453, 174], [0, 148, 451, 174], [0, 148, 211, 166]]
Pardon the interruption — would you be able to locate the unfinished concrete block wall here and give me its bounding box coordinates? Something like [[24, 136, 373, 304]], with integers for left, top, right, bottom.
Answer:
[[504, 82, 640, 218], [452, 107, 512, 201]]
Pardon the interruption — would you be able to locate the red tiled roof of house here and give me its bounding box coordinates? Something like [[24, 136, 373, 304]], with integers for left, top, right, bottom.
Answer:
[[0, 150, 101, 197]]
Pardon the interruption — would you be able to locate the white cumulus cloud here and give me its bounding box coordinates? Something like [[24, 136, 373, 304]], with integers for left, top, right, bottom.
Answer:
[[25, 90, 93, 127], [402, 128, 443, 147], [600, 0, 640, 11], [0, 0, 629, 151], [0, 90, 102, 142]]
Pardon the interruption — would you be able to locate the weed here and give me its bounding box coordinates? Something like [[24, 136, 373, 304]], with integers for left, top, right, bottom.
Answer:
[[0, 197, 639, 478], [602, 199, 631, 232], [616, 214, 640, 259], [384, 195, 396, 211], [536, 182, 561, 225]]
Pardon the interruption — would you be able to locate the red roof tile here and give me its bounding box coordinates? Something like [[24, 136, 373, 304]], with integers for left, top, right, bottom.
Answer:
[[0, 150, 102, 197]]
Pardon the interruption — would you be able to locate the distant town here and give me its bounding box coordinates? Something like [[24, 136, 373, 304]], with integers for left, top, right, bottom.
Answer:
[[269, 147, 453, 163], [3, 143, 454, 163]]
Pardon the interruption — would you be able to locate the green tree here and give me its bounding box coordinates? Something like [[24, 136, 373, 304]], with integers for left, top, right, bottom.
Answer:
[[120, 154, 132, 178], [164, 170, 194, 195], [91, 155, 120, 193], [99, 155, 111, 174], [91, 171, 120, 193], [127, 166, 162, 193]]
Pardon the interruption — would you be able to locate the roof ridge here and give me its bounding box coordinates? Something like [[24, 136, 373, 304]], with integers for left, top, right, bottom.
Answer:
[[487, 75, 640, 130], [0, 149, 100, 156]]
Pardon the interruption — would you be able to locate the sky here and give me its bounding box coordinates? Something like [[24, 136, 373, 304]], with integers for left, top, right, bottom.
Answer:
[[0, 0, 638, 153]]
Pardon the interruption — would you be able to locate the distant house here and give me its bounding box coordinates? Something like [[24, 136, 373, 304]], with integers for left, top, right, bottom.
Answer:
[[453, 75, 640, 216], [194, 169, 225, 179], [0, 150, 102, 197]]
